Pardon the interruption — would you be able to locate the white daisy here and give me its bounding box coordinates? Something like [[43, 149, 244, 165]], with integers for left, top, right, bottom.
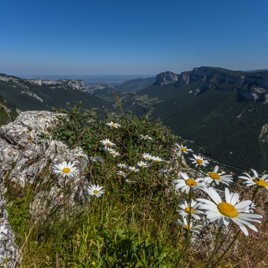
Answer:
[[197, 187, 262, 236], [128, 166, 140, 173], [110, 150, 120, 158], [103, 146, 114, 153], [174, 172, 205, 194], [203, 166, 233, 186], [142, 153, 153, 161], [239, 169, 268, 189], [177, 217, 202, 233], [117, 163, 128, 169], [106, 121, 120, 128], [53, 161, 78, 177], [175, 144, 193, 156], [177, 200, 203, 220], [117, 170, 127, 178], [88, 185, 105, 197], [137, 161, 149, 168], [190, 154, 209, 167], [140, 134, 153, 141], [151, 156, 164, 163], [100, 139, 115, 147]]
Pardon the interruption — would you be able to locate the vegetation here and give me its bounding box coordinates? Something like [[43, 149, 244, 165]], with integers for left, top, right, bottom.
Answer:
[[3, 103, 268, 267]]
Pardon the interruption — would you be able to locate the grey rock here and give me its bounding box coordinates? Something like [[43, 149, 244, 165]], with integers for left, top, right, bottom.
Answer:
[[259, 124, 268, 169], [0, 195, 21, 268], [154, 71, 179, 86]]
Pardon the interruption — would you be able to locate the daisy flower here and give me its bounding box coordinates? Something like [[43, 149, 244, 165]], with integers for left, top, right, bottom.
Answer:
[[197, 187, 262, 236], [53, 161, 78, 177], [177, 217, 202, 233], [100, 139, 115, 147], [110, 150, 120, 158], [151, 156, 164, 163], [103, 146, 114, 153], [142, 153, 153, 161], [140, 134, 153, 141], [203, 166, 233, 186], [239, 169, 268, 189], [106, 121, 120, 128], [128, 166, 140, 173], [190, 154, 209, 167], [174, 172, 205, 194], [117, 170, 127, 178], [137, 161, 149, 168], [175, 144, 193, 156], [117, 163, 128, 169], [88, 185, 105, 197], [177, 200, 203, 220]]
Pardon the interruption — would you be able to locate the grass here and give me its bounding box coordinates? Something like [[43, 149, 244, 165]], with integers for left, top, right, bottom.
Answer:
[[2, 103, 268, 267]]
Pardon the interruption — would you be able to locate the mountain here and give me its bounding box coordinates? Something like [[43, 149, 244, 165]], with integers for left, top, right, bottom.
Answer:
[[0, 73, 111, 111], [137, 67, 268, 170]]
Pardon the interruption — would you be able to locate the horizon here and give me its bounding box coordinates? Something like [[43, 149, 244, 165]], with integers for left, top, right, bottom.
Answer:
[[1, 0, 268, 75]]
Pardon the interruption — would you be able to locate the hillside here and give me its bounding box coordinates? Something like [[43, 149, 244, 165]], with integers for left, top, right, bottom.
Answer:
[[137, 67, 268, 170], [0, 73, 111, 111]]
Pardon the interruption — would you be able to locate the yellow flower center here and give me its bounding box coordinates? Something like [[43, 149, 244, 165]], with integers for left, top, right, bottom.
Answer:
[[185, 178, 197, 186], [253, 178, 268, 187], [62, 167, 71, 173], [185, 206, 195, 214], [105, 142, 111, 146], [181, 146, 187, 151], [217, 202, 238, 218], [28, 136, 33, 142], [155, 159, 160, 163], [145, 156, 150, 160], [144, 135, 149, 139], [92, 261, 96, 265], [93, 189, 99, 194], [208, 172, 220, 180], [184, 224, 192, 230], [196, 158, 203, 164], [111, 123, 117, 127]]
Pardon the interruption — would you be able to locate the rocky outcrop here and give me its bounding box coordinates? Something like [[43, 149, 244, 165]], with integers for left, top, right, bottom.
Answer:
[[154, 71, 179, 86], [0, 196, 21, 268], [0, 111, 92, 266]]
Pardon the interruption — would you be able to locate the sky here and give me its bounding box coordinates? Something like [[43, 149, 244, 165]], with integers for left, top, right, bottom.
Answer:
[[1, 0, 268, 76]]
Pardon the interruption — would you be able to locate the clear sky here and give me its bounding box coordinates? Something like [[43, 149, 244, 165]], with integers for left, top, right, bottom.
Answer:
[[1, 0, 268, 75]]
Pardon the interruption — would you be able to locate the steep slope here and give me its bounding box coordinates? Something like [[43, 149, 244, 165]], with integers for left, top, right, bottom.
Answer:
[[137, 67, 268, 170]]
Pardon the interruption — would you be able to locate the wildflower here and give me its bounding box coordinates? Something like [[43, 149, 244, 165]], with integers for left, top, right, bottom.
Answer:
[[174, 172, 205, 194], [117, 163, 128, 169], [190, 154, 209, 167], [106, 121, 120, 128], [140, 134, 153, 141], [103, 146, 114, 153], [197, 187, 262, 236], [137, 161, 149, 168], [175, 144, 193, 156], [117, 170, 127, 178], [100, 139, 115, 147], [177, 217, 201, 233], [239, 169, 268, 189], [151, 156, 164, 163], [90, 156, 104, 163], [88, 185, 105, 197], [203, 166, 233, 186], [128, 166, 140, 173], [177, 200, 203, 220], [110, 150, 120, 158], [142, 153, 153, 161], [53, 161, 78, 177]]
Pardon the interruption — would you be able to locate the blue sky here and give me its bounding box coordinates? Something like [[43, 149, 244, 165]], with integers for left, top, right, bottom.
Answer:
[[1, 0, 268, 75]]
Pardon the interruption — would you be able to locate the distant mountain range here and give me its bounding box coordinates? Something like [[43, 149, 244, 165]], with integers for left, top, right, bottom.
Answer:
[[1, 67, 268, 170]]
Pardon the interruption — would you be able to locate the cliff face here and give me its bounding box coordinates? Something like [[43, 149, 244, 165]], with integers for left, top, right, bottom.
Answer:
[[154, 67, 268, 102]]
